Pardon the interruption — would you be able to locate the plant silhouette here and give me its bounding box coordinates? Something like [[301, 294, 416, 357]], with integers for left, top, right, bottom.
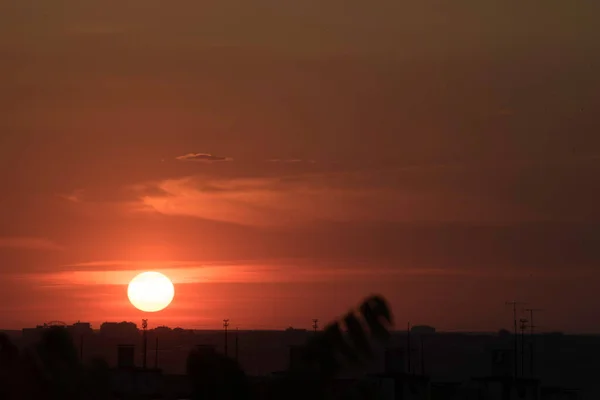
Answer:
[[267, 294, 394, 400], [0, 328, 114, 400]]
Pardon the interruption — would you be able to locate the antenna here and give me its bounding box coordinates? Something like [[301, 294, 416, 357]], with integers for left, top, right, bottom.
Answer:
[[235, 327, 239, 362], [519, 318, 528, 378], [420, 334, 425, 375], [407, 322, 411, 374], [505, 301, 526, 379], [155, 336, 159, 369], [223, 319, 230, 356], [80, 334, 84, 361], [524, 308, 542, 377], [142, 319, 148, 369], [312, 319, 319, 334]]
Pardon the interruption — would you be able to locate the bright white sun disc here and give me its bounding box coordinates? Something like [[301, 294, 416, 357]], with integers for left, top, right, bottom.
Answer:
[[127, 271, 175, 312]]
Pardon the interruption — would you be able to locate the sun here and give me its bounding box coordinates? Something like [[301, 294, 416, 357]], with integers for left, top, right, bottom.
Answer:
[[127, 271, 175, 312]]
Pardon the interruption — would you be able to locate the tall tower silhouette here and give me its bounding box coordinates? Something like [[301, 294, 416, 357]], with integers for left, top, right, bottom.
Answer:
[[223, 319, 230, 356], [519, 318, 528, 377], [235, 327, 239, 362], [525, 308, 542, 377], [142, 319, 148, 369], [506, 301, 525, 378]]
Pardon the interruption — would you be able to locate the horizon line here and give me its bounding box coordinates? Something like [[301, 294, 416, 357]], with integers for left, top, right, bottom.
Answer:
[[2, 326, 595, 335]]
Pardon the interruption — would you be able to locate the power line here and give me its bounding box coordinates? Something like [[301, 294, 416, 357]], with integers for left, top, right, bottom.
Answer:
[[312, 319, 319, 334]]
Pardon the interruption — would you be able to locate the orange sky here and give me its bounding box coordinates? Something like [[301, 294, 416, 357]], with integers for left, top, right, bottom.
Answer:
[[1, 0, 599, 332]]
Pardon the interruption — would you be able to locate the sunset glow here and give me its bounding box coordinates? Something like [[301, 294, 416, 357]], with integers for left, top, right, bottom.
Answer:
[[1, 0, 599, 334]]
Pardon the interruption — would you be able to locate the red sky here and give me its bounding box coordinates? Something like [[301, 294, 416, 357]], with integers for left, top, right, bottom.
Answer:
[[1, 0, 599, 332]]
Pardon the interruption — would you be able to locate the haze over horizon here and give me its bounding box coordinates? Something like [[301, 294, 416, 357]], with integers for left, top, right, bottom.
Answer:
[[1, 0, 599, 333]]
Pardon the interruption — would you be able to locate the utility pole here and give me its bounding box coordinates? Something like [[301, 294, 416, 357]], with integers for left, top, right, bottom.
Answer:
[[312, 319, 319, 334], [407, 322, 411, 374], [80, 335, 84, 361], [505, 301, 523, 377], [235, 328, 239, 362], [525, 308, 542, 377], [142, 319, 148, 369], [519, 318, 528, 378], [506, 301, 525, 379], [155, 336, 159, 369], [420, 334, 425, 375], [223, 319, 230, 357]]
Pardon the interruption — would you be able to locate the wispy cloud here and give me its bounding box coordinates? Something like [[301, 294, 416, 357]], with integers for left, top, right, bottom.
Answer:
[[62, 260, 208, 270], [57, 189, 85, 203], [175, 153, 232, 163], [0, 237, 63, 251], [17, 259, 579, 289], [65, 24, 130, 36], [134, 169, 535, 227], [267, 159, 316, 164], [22, 263, 482, 287], [496, 108, 515, 116]]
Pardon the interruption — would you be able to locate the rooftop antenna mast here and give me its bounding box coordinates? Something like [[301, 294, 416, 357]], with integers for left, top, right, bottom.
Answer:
[[142, 319, 148, 369], [223, 319, 230, 356], [505, 301, 526, 379], [407, 322, 411, 374], [155, 335, 159, 369], [312, 319, 319, 334], [420, 334, 425, 375], [519, 318, 528, 378], [524, 308, 542, 377], [80, 334, 84, 361], [235, 327, 239, 362]]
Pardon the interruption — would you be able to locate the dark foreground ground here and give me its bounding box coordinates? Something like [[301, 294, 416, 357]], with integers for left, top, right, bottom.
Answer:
[[4, 328, 599, 398]]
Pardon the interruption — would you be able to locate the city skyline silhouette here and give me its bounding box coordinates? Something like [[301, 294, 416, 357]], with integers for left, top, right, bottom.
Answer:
[[1, 294, 597, 399]]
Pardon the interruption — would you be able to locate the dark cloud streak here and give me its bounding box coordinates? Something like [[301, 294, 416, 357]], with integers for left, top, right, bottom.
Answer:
[[267, 159, 316, 163], [176, 153, 232, 163]]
